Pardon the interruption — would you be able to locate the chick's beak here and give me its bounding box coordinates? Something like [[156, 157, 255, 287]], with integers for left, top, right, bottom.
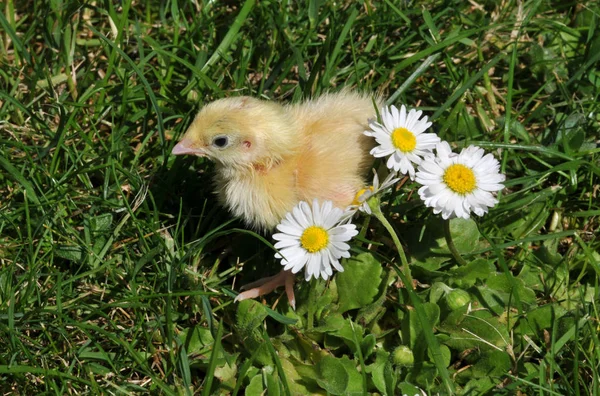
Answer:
[[171, 138, 207, 157]]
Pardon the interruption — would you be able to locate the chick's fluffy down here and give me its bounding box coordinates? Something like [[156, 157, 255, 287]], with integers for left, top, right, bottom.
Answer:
[[178, 91, 378, 230]]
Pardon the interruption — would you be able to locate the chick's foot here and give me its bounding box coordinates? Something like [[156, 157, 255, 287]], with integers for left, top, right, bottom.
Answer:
[[234, 270, 296, 309]]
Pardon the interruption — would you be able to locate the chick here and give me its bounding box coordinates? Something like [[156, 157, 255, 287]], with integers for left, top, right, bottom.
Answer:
[[172, 91, 378, 307]]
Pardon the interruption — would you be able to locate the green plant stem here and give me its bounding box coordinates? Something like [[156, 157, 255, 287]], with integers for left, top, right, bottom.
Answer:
[[371, 207, 413, 287], [370, 204, 455, 395], [443, 219, 469, 266], [307, 278, 319, 330]]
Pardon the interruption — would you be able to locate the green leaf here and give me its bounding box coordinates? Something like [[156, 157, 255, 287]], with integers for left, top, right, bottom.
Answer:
[[280, 357, 320, 395], [316, 356, 362, 395], [406, 217, 483, 270], [235, 300, 272, 366], [398, 382, 423, 396], [446, 218, 481, 253], [503, 201, 549, 239], [245, 373, 264, 396], [365, 350, 390, 394], [427, 344, 451, 368], [401, 302, 440, 351], [383, 362, 398, 396], [360, 334, 376, 360], [263, 367, 281, 396], [54, 245, 84, 262], [236, 300, 268, 331], [317, 314, 364, 353], [441, 309, 509, 352], [336, 253, 383, 313], [516, 304, 568, 337], [477, 273, 537, 314], [340, 358, 364, 395], [556, 112, 586, 152], [448, 259, 495, 288], [457, 349, 511, 380], [89, 213, 113, 232], [180, 326, 214, 355], [215, 359, 238, 391], [461, 376, 497, 394], [316, 356, 348, 395]]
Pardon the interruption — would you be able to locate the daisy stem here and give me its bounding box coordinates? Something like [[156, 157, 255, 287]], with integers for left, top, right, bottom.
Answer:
[[370, 204, 455, 394], [307, 278, 319, 330], [371, 207, 413, 287], [443, 219, 469, 266]]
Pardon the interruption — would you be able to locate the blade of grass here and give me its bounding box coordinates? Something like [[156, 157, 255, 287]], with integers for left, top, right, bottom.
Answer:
[[202, 319, 224, 396], [201, 0, 256, 74]]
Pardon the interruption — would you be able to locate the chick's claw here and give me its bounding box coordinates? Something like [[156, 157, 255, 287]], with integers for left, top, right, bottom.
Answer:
[[234, 270, 296, 310]]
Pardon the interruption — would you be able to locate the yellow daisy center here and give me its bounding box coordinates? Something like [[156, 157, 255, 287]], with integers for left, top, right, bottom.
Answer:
[[443, 164, 477, 195], [352, 186, 375, 206], [391, 127, 417, 153], [300, 226, 329, 253]]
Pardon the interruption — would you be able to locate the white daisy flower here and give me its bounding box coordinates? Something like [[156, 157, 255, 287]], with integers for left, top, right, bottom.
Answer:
[[364, 104, 440, 179], [273, 199, 358, 281], [415, 141, 505, 219], [343, 170, 401, 219]]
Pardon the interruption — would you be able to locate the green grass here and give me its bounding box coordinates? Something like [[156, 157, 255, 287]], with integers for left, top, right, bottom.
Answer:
[[1, 0, 599, 394]]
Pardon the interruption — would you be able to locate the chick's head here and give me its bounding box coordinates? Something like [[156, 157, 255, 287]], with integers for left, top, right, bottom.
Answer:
[[172, 96, 298, 169]]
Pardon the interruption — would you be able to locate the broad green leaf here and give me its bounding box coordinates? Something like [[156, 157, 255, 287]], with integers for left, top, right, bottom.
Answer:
[[480, 272, 537, 312], [336, 253, 383, 313], [365, 350, 390, 394], [516, 303, 567, 337], [180, 326, 214, 355], [315, 356, 363, 395], [54, 245, 84, 262], [245, 373, 264, 396], [236, 300, 268, 332], [356, 269, 394, 327], [360, 334, 376, 360], [383, 362, 398, 396], [461, 376, 497, 394], [398, 382, 423, 396], [447, 259, 495, 288], [533, 238, 563, 266], [263, 366, 281, 396], [235, 300, 271, 366], [456, 349, 511, 381], [339, 356, 364, 395], [316, 356, 348, 395], [215, 359, 238, 391], [280, 358, 321, 395], [408, 361, 439, 390], [317, 315, 364, 353], [88, 213, 113, 232], [446, 218, 481, 253], [427, 344, 451, 368], [406, 217, 483, 270], [500, 201, 549, 239], [441, 309, 509, 351]]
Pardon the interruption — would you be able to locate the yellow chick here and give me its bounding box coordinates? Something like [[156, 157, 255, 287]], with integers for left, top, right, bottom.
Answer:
[[172, 91, 378, 307]]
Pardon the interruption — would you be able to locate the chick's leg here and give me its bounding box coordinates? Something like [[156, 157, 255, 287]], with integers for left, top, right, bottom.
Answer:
[[234, 270, 296, 309]]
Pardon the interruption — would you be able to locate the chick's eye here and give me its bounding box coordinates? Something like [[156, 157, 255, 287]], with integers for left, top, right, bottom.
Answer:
[[212, 136, 229, 148]]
